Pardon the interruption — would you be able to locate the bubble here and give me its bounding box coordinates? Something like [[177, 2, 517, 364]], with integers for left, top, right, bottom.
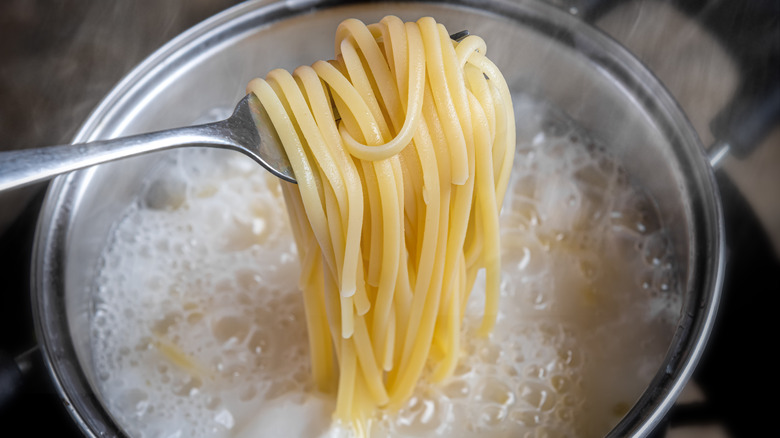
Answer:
[[212, 316, 248, 344], [638, 271, 654, 290], [550, 375, 570, 393], [524, 364, 546, 380], [172, 376, 203, 397], [117, 388, 149, 416], [653, 266, 676, 293], [477, 377, 515, 405], [611, 186, 662, 237], [152, 312, 182, 336], [442, 380, 470, 399], [557, 348, 579, 367], [510, 409, 541, 427], [94, 311, 109, 328], [555, 407, 573, 422], [396, 396, 447, 435], [213, 409, 235, 430], [235, 269, 262, 291], [187, 312, 204, 325], [642, 232, 668, 267], [478, 404, 507, 427], [518, 381, 557, 412], [478, 344, 502, 364]]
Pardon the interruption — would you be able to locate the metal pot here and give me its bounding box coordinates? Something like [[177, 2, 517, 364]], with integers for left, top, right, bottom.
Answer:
[[29, 0, 724, 436]]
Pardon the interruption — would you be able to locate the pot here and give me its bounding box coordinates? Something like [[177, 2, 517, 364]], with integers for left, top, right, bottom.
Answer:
[[28, 0, 724, 436]]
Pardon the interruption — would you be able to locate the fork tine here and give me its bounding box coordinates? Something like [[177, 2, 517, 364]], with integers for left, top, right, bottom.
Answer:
[[450, 30, 470, 42], [238, 93, 297, 184]]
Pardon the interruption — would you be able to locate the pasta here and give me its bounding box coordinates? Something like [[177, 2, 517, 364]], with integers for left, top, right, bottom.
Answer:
[[246, 15, 515, 433]]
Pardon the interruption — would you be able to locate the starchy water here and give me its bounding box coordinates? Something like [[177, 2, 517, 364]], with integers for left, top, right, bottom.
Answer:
[[89, 96, 681, 438]]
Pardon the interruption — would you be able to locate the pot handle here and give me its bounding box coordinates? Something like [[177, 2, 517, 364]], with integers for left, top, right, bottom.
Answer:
[[0, 347, 36, 411], [707, 81, 780, 168], [571, 0, 780, 168]]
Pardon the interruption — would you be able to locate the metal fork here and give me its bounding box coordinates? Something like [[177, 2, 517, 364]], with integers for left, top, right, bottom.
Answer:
[[0, 92, 296, 192], [0, 31, 472, 193]]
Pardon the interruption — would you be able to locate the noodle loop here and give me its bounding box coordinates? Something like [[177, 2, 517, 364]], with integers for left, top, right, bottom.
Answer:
[[246, 15, 515, 433]]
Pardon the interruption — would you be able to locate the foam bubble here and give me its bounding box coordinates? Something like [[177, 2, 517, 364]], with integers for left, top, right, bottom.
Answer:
[[90, 96, 680, 438]]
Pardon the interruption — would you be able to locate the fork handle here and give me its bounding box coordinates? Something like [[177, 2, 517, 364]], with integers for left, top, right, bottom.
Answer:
[[0, 122, 233, 192]]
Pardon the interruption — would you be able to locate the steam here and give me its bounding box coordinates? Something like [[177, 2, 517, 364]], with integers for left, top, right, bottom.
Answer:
[[596, 0, 738, 146]]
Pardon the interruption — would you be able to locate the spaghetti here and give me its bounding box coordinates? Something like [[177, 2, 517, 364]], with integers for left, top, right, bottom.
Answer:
[[246, 15, 515, 432]]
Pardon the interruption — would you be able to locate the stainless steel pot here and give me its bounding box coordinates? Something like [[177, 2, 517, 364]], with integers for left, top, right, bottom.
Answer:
[[30, 0, 724, 436]]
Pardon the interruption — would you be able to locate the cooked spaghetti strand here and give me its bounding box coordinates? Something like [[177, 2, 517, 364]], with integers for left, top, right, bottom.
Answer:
[[246, 16, 515, 435]]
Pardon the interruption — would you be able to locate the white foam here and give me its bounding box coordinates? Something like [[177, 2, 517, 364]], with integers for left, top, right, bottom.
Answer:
[[90, 96, 681, 438]]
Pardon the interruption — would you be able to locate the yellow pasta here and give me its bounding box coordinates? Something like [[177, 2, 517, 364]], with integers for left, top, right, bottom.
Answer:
[[246, 15, 515, 434]]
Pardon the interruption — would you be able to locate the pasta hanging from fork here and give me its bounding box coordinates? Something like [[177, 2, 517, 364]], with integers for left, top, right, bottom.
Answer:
[[247, 15, 515, 432]]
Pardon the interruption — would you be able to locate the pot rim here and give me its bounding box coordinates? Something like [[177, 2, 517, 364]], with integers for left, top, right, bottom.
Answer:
[[30, 1, 725, 437]]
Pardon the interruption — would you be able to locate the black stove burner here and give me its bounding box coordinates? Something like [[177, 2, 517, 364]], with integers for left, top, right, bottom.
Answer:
[[1, 171, 778, 437], [0, 184, 84, 437], [664, 171, 780, 437]]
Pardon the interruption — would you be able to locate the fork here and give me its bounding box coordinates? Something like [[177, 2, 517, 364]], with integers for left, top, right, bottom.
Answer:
[[0, 31, 472, 193], [0, 92, 296, 192]]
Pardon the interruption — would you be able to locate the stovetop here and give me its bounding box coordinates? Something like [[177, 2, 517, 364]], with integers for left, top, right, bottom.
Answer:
[[0, 185, 86, 436]]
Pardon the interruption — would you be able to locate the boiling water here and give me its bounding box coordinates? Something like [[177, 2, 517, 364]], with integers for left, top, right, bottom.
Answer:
[[89, 97, 681, 438]]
